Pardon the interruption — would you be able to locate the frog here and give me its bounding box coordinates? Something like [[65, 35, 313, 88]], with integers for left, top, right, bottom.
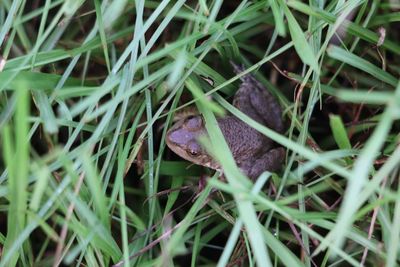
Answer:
[[166, 63, 285, 179]]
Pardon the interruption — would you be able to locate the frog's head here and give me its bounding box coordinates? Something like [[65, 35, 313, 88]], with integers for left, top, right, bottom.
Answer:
[[166, 115, 218, 170]]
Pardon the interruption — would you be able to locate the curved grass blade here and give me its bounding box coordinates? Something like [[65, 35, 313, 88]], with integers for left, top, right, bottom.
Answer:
[[278, 0, 319, 73], [328, 45, 397, 87]]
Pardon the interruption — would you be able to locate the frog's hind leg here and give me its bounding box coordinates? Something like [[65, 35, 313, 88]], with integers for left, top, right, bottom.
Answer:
[[231, 62, 285, 133], [249, 88, 285, 133], [246, 147, 285, 179], [231, 63, 269, 125]]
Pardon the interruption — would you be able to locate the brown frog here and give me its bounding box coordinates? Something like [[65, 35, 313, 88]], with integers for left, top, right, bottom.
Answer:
[[166, 64, 285, 179]]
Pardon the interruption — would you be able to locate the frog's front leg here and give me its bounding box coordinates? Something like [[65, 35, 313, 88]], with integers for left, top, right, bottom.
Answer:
[[241, 147, 285, 179]]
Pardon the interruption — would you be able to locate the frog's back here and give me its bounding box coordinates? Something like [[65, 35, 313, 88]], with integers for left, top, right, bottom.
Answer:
[[217, 116, 273, 159]]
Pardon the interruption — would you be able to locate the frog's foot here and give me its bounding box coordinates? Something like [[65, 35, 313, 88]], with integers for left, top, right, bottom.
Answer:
[[246, 147, 285, 179], [193, 174, 226, 204], [197, 174, 208, 192]]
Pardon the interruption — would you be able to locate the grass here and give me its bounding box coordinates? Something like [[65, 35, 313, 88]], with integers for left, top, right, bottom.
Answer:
[[0, 0, 399, 266]]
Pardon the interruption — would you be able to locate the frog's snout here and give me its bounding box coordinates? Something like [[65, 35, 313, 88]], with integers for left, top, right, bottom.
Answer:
[[167, 128, 192, 147], [166, 129, 180, 145]]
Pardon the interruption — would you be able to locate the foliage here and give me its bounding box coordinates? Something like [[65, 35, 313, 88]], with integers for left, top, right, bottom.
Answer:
[[0, 0, 399, 266]]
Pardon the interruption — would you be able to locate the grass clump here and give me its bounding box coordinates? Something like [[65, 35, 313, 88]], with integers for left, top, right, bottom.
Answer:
[[0, 1, 399, 266]]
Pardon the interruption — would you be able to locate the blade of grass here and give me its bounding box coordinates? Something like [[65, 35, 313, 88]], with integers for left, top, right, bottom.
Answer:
[[277, 0, 319, 72], [378, 165, 400, 267], [118, 146, 130, 267], [203, 0, 223, 33], [0, 125, 19, 267], [29, 163, 51, 213], [329, 115, 352, 150], [81, 152, 109, 229], [166, 50, 187, 89], [1, 83, 30, 267], [336, 90, 394, 104], [0, 71, 82, 90], [94, 0, 111, 73], [0, 0, 23, 47], [31, 90, 58, 133], [327, 45, 397, 87], [268, 0, 286, 36], [185, 77, 225, 116], [369, 12, 400, 27]]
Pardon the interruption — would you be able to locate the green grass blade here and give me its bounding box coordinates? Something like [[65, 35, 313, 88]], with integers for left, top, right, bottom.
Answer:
[[268, 0, 286, 36], [94, 0, 111, 73], [1, 84, 30, 266], [327, 45, 397, 87], [32, 90, 58, 133], [278, 0, 319, 72], [0, 1, 23, 47], [81, 152, 109, 228], [329, 115, 352, 150]]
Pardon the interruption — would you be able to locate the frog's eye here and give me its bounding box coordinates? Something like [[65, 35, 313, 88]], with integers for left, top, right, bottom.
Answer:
[[187, 141, 201, 157], [188, 149, 199, 156]]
